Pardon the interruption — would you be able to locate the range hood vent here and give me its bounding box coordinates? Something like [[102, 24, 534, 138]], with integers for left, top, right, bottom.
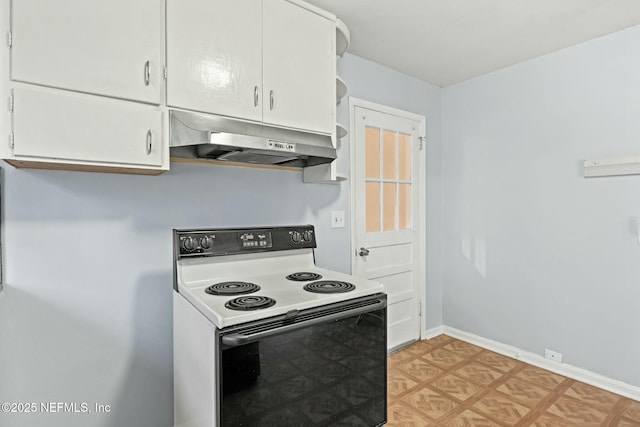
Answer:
[[169, 110, 336, 168], [214, 150, 298, 165]]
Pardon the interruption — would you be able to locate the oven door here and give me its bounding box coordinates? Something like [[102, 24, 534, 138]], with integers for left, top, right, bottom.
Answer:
[[216, 294, 387, 427]]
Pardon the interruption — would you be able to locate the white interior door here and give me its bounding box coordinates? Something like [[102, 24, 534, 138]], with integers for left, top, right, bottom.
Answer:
[[352, 103, 423, 351]]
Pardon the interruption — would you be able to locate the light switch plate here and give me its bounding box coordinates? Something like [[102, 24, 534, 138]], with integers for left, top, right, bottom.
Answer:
[[331, 210, 345, 228]]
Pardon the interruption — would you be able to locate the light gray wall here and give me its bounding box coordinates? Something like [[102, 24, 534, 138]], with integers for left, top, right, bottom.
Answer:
[[0, 53, 442, 427], [0, 164, 342, 427], [442, 25, 640, 387]]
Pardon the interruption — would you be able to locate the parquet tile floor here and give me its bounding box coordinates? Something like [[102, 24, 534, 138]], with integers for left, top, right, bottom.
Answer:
[[387, 334, 640, 426]]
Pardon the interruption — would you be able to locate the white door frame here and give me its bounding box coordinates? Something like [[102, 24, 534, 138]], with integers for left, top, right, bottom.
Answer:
[[348, 97, 428, 340]]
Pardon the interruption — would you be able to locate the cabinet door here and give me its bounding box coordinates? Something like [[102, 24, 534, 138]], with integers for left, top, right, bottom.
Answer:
[[11, 0, 163, 105], [12, 86, 164, 168], [167, 0, 262, 121], [263, 0, 335, 134]]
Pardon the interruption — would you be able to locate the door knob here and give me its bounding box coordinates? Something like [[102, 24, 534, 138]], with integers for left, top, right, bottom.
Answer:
[[358, 247, 370, 257]]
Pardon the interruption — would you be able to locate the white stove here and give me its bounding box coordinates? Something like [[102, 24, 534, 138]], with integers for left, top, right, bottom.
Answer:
[[173, 225, 388, 427], [176, 248, 385, 328]]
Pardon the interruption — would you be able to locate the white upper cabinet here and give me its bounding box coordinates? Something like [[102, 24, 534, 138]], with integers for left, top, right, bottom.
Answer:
[[167, 0, 335, 135], [262, 0, 334, 134], [9, 85, 165, 173], [167, 0, 263, 121], [10, 0, 163, 105]]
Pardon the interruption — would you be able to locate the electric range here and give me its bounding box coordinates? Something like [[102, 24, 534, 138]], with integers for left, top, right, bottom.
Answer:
[[173, 225, 388, 427]]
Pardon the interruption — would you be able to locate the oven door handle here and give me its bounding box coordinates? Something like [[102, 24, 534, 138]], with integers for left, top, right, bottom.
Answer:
[[221, 299, 386, 347]]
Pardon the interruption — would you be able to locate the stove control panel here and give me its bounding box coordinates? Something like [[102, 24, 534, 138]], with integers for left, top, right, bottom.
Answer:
[[239, 232, 272, 249], [174, 225, 316, 258]]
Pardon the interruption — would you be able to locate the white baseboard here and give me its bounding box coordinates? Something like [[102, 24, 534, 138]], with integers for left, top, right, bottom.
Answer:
[[420, 325, 640, 402], [423, 326, 444, 340]]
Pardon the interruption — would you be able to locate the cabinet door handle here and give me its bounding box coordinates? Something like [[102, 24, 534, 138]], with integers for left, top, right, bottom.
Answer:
[[254, 86, 259, 107], [144, 60, 151, 86], [269, 90, 274, 110], [146, 130, 152, 155]]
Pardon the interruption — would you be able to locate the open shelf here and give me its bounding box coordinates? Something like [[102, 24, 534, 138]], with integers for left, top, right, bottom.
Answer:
[[336, 123, 347, 139], [304, 18, 350, 184], [336, 76, 347, 102], [336, 18, 350, 57], [303, 161, 347, 184]]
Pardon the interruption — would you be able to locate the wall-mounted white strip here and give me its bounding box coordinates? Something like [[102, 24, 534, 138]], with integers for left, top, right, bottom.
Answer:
[[583, 156, 640, 177]]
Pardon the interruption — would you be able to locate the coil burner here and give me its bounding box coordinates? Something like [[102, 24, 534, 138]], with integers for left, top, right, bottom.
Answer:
[[286, 272, 323, 281], [224, 296, 277, 311], [205, 282, 260, 296], [303, 280, 356, 294]]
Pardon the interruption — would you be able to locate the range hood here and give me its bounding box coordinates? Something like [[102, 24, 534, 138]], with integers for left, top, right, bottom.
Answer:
[[169, 110, 336, 168]]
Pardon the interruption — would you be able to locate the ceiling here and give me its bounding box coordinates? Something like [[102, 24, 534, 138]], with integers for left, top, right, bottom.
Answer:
[[305, 0, 640, 87]]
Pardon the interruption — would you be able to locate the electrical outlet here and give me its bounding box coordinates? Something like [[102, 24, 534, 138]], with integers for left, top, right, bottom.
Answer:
[[544, 348, 563, 363]]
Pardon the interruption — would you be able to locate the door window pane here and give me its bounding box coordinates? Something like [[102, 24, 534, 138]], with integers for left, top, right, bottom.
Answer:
[[399, 133, 411, 181], [366, 182, 380, 232], [365, 127, 380, 179], [383, 183, 396, 231], [382, 130, 396, 179], [363, 123, 413, 234], [399, 183, 411, 229]]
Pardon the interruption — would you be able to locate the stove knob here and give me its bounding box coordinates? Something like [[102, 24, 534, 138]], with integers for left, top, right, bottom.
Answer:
[[182, 236, 196, 251], [200, 236, 213, 250], [302, 230, 313, 243], [291, 231, 302, 243]]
